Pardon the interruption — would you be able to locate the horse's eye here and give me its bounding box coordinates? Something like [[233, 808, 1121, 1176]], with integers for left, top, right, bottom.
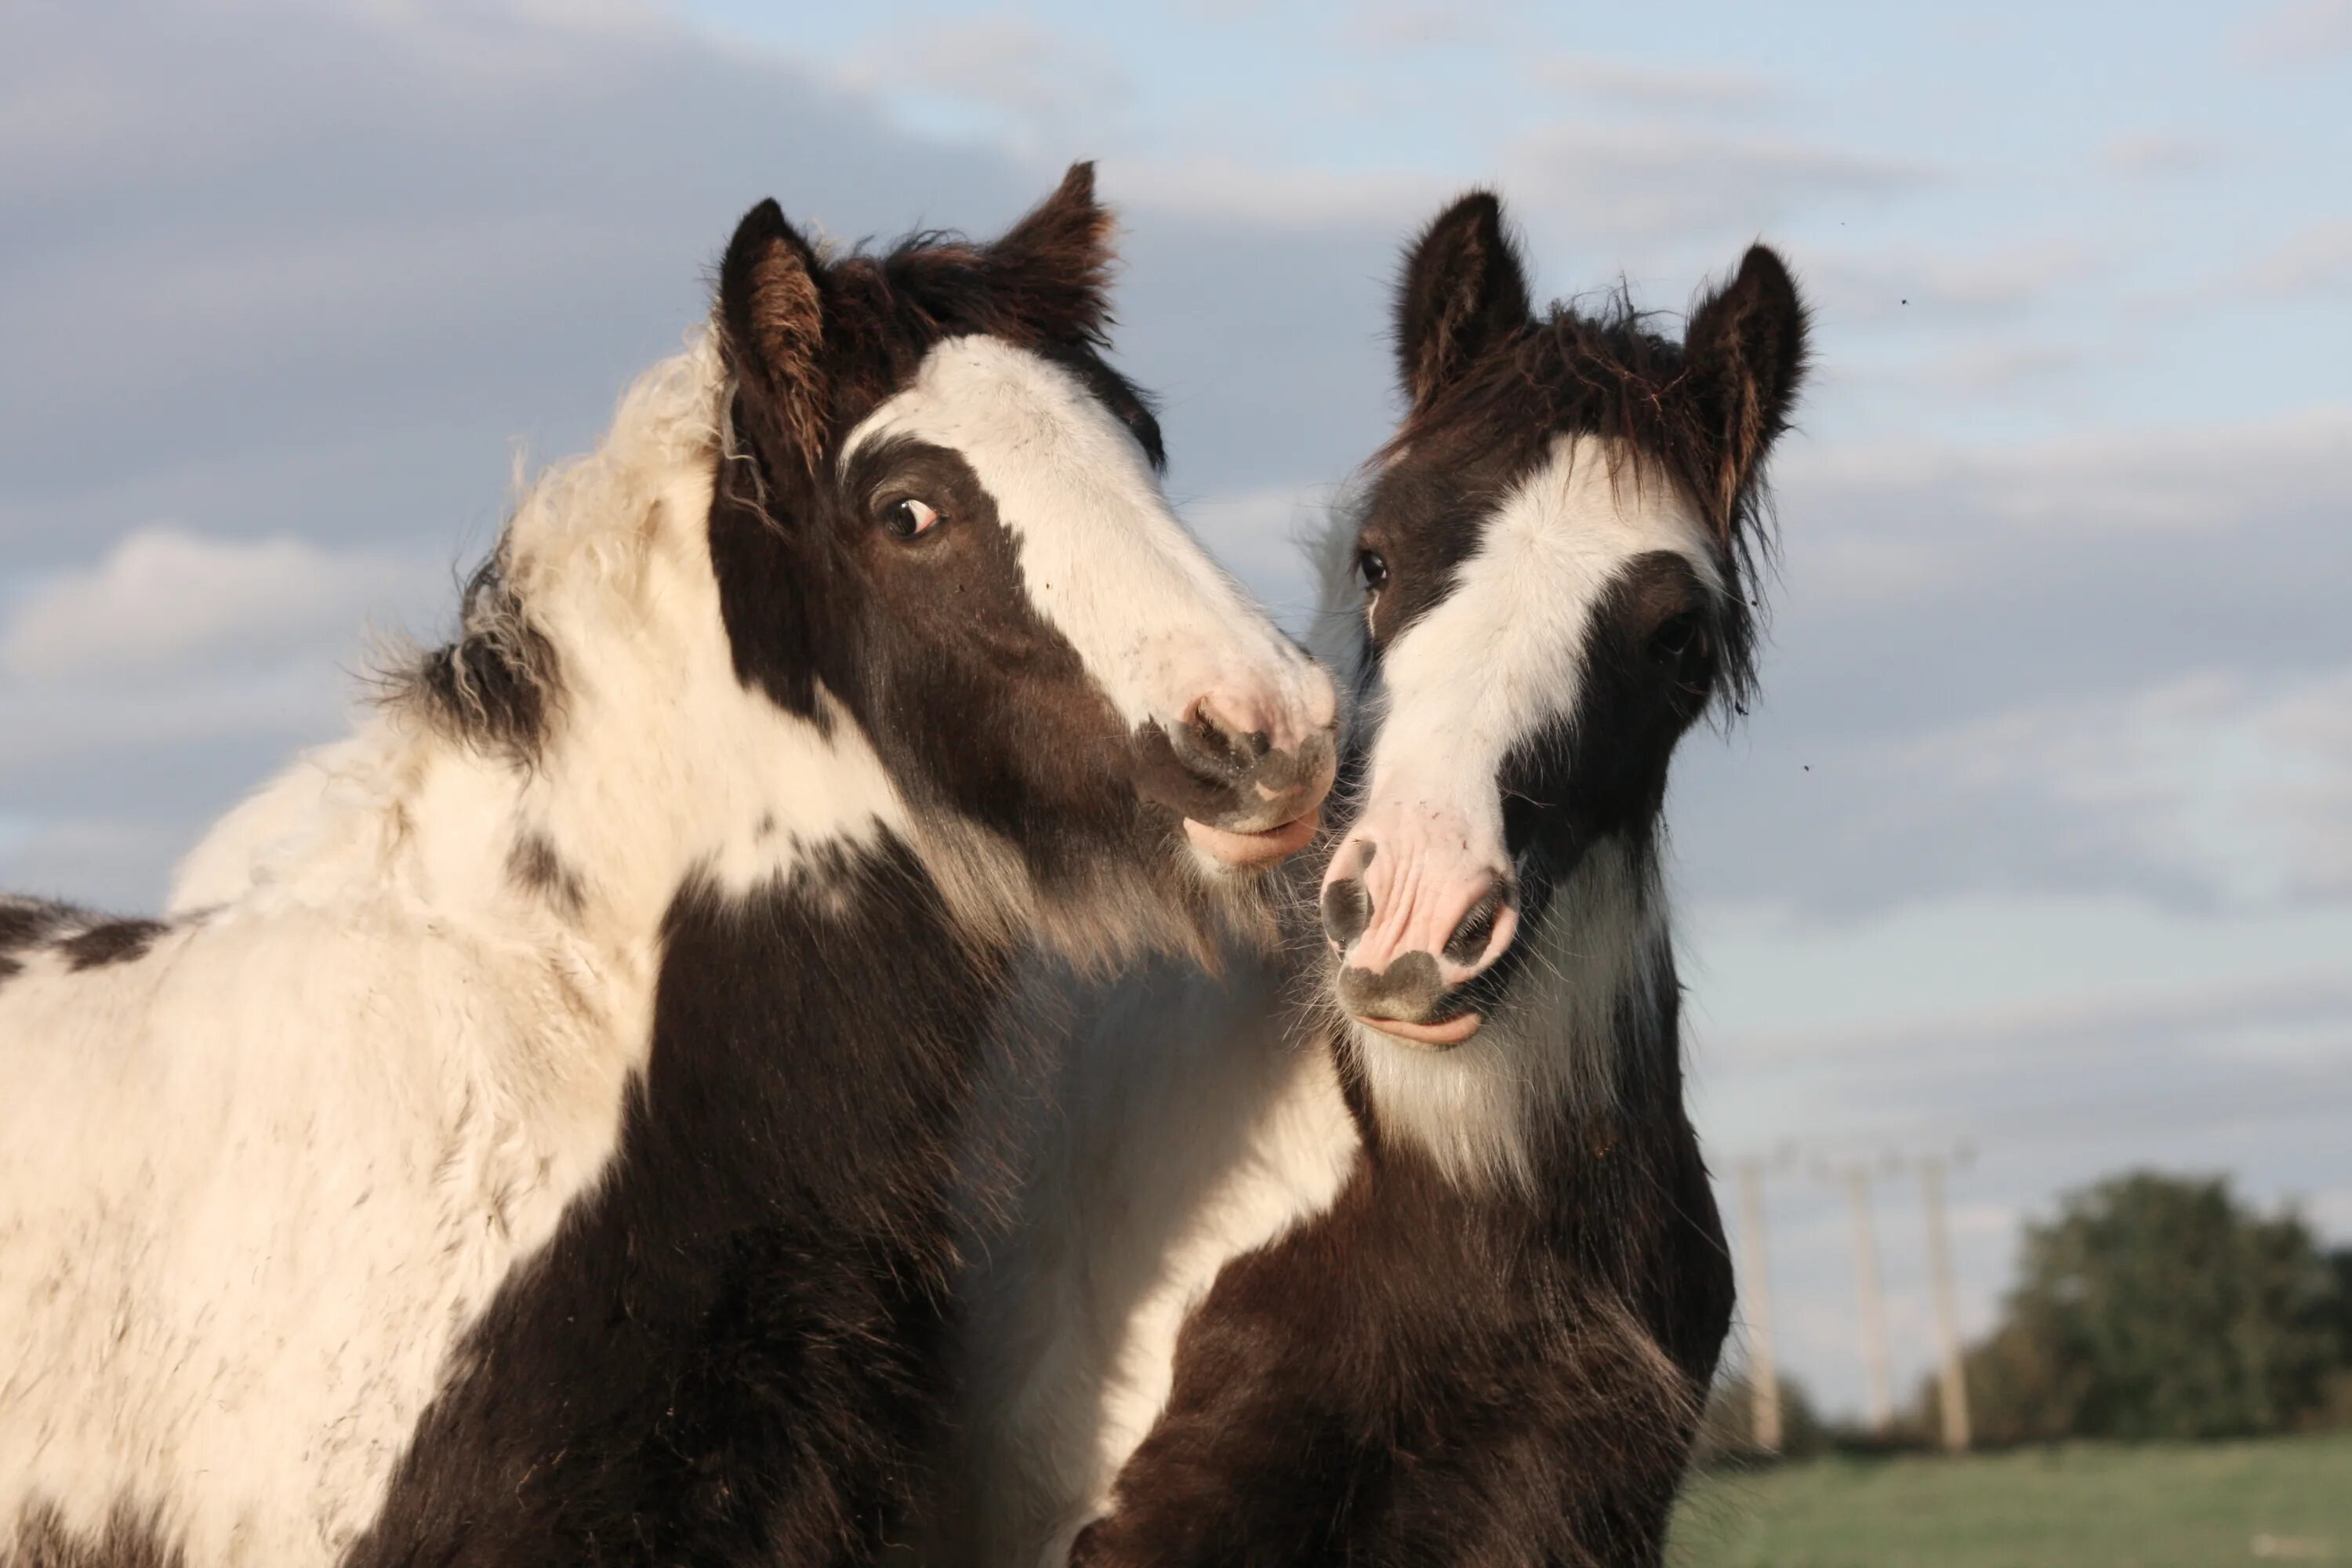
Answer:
[[1357, 550, 1388, 594], [881, 498, 941, 540], [1646, 611, 1707, 666]]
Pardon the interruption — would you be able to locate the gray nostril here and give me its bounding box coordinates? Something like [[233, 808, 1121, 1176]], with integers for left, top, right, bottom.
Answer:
[[1173, 708, 1255, 781], [1321, 876, 1371, 947], [1443, 885, 1512, 967]]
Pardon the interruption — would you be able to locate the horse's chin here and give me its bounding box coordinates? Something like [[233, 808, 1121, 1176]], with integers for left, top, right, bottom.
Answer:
[[1352, 1011, 1484, 1049], [1182, 808, 1321, 873]]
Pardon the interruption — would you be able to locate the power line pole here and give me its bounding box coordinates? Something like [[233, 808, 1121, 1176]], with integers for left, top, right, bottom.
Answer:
[[1920, 1154, 1973, 1453], [1838, 1163, 1894, 1435], [1735, 1160, 1782, 1453]]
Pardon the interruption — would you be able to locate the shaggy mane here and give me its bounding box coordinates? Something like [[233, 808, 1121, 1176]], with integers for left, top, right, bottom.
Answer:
[[380, 333, 728, 759], [1383, 284, 1786, 715]]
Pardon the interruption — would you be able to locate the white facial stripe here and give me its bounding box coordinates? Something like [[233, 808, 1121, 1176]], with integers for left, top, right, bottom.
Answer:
[[844, 336, 1324, 747], [1365, 434, 1720, 831]]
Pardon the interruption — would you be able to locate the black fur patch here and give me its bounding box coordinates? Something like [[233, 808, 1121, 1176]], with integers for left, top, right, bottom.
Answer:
[[505, 830, 586, 918], [1074, 200, 1798, 1567], [349, 835, 1004, 1565], [0, 897, 74, 956], [6, 1501, 187, 1568], [58, 920, 168, 972], [397, 550, 561, 763], [1076, 988, 1733, 1568]]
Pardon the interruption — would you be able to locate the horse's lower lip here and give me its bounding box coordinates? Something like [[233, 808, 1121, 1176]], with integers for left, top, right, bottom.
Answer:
[[1352, 1011, 1484, 1048], [1183, 808, 1321, 869]]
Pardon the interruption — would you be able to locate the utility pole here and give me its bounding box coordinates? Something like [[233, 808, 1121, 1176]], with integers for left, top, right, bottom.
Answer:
[[1920, 1154, 1973, 1453], [1735, 1160, 1782, 1453], [1838, 1163, 1894, 1435]]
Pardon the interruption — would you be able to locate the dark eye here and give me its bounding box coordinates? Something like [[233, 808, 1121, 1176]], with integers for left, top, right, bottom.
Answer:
[[1357, 550, 1388, 594], [1646, 611, 1708, 667], [880, 498, 941, 540]]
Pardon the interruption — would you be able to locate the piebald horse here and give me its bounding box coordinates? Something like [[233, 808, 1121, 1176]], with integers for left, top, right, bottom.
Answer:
[[940, 191, 1808, 1568], [0, 165, 1334, 1568]]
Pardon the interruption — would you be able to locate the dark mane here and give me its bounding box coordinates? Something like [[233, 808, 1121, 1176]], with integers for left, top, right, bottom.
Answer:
[[804, 228, 1167, 472], [388, 190, 1169, 767], [1388, 285, 1788, 714], [387, 545, 561, 763]]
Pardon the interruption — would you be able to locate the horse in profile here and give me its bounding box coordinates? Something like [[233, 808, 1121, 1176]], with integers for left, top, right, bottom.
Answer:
[[941, 191, 1807, 1567], [0, 164, 1335, 1568]]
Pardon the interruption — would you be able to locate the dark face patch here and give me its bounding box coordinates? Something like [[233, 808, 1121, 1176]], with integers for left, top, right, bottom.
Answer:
[[711, 431, 1152, 897], [1501, 551, 1719, 902], [708, 173, 1247, 923]]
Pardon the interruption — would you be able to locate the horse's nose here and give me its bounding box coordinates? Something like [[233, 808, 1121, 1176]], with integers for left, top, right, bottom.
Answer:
[[1156, 691, 1337, 870], [1174, 695, 1335, 833], [1321, 844, 1518, 1047], [1169, 697, 1272, 781]]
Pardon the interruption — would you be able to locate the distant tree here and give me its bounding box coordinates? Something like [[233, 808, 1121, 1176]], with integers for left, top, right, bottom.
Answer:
[[1693, 1370, 1828, 1465], [1961, 1172, 2344, 1443]]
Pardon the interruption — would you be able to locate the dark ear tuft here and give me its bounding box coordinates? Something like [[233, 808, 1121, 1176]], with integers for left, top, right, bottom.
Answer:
[[717, 198, 829, 475], [989, 161, 1118, 345], [1684, 244, 1810, 524], [1394, 191, 1534, 410]]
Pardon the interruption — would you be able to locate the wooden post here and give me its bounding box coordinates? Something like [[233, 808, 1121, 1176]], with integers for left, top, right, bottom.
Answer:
[[1736, 1160, 1782, 1452], [1843, 1164, 1893, 1435], [1921, 1156, 1973, 1452]]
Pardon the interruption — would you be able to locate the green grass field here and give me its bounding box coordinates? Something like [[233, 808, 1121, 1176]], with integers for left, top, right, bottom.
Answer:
[[1669, 1432, 2352, 1567]]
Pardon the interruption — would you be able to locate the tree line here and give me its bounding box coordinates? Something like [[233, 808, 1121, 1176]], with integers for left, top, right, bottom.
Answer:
[[1700, 1170, 2352, 1461]]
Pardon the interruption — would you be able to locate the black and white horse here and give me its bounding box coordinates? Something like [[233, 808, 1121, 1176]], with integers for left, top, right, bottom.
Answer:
[[0, 165, 1336, 1568], [938, 193, 1807, 1566]]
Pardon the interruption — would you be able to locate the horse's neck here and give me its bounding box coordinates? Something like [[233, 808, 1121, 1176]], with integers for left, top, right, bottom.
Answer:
[[175, 461, 916, 991], [1352, 833, 1675, 1192]]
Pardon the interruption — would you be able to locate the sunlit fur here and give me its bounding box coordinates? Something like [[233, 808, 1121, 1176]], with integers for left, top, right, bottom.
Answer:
[[2, 292, 1328, 1559], [1338, 437, 1714, 1189], [936, 197, 1802, 1566]]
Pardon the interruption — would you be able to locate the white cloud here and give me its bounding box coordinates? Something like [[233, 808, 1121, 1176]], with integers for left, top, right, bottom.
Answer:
[[1807, 239, 2093, 325], [1527, 56, 1776, 112], [1501, 120, 1926, 247], [831, 15, 1129, 155], [1182, 484, 1345, 629], [2099, 132, 2221, 177], [2238, 0, 2352, 64], [2243, 217, 2352, 298], [2, 526, 429, 680], [1785, 664, 2352, 910]]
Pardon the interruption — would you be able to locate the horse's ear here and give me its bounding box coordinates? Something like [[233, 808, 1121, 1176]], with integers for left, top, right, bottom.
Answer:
[[1684, 245, 1809, 523], [1395, 191, 1533, 411], [988, 161, 1117, 346], [718, 198, 829, 477]]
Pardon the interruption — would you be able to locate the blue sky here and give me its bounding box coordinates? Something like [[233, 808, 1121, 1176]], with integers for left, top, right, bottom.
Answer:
[[2, 0, 2347, 1419]]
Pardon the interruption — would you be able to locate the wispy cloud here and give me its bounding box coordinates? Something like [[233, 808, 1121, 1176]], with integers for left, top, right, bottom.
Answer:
[[2238, 0, 2352, 64], [1, 526, 428, 680], [2241, 216, 2352, 298], [1527, 55, 1776, 113], [1503, 121, 1927, 247], [2098, 132, 2222, 177]]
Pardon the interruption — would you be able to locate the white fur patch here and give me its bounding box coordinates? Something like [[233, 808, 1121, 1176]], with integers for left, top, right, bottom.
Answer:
[[1352, 837, 1670, 1190], [1351, 434, 1719, 883], [933, 947, 1359, 1568], [1335, 434, 1713, 1183], [3, 333, 912, 1566]]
